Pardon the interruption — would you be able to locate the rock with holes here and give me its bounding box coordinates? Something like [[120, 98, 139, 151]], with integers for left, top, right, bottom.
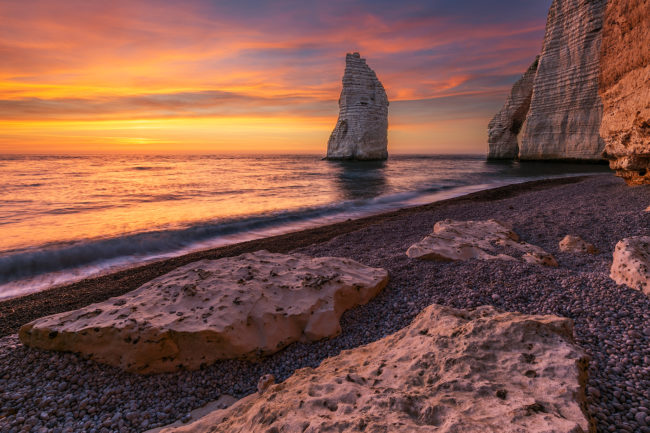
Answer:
[[610, 236, 650, 296], [153, 304, 591, 433], [18, 250, 388, 374], [559, 235, 598, 254], [326, 52, 389, 160], [406, 219, 558, 266]]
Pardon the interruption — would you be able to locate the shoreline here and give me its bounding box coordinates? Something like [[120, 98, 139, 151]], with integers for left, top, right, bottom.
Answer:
[[0, 175, 590, 337], [1, 173, 649, 433]]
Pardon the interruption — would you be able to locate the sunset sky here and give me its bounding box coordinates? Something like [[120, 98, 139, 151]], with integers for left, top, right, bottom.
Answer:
[[0, 0, 552, 154]]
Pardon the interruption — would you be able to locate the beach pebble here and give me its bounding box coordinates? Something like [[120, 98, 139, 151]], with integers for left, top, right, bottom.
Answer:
[[0, 176, 648, 433]]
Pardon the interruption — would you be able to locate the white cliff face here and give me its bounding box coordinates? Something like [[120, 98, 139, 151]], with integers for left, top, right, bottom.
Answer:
[[487, 57, 539, 159], [518, 0, 607, 160], [488, 0, 608, 161], [326, 53, 389, 160]]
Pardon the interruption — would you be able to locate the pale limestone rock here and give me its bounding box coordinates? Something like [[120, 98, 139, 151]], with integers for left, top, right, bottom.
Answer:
[[155, 304, 591, 433], [406, 219, 558, 266], [599, 0, 650, 185], [559, 235, 598, 254], [610, 236, 650, 296], [326, 52, 388, 160], [18, 250, 388, 374], [487, 57, 539, 159], [257, 374, 275, 394]]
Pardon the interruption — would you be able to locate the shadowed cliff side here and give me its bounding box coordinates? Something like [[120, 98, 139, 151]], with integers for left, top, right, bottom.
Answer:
[[488, 57, 539, 159]]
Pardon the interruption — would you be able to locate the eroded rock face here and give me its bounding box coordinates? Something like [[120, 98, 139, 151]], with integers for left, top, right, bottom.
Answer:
[[326, 52, 389, 160], [610, 236, 650, 295], [406, 219, 558, 266], [599, 0, 650, 185], [19, 250, 388, 374], [487, 57, 539, 159], [488, 0, 608, 161], [155, 304, 591, 433], [559, 235, 598, 254], [518, 0, 607, 160]]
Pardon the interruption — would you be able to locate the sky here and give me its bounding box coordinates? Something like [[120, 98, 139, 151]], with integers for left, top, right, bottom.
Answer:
[[0, 0, 553, 154]]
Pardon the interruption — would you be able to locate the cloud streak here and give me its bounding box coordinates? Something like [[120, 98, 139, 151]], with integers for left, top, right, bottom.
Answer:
[[0, 0, 553, 153]]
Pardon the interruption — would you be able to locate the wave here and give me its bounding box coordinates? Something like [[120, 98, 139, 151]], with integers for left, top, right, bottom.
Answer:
[[0, 172, 601, 300]]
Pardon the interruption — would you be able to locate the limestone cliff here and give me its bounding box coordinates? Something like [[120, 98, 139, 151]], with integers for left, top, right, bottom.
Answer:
[[599, 0, 650, 184], [487, 57, 539, 159], [488, 0, 608, 161], [326, 53, 389, 160]]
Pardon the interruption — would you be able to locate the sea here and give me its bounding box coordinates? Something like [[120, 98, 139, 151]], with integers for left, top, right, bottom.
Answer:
[[0, 154, 611, 300]]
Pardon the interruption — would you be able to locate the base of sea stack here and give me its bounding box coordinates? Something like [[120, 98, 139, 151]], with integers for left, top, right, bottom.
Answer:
[[324, 155, 388, 161], [487, 156, 609, 164]]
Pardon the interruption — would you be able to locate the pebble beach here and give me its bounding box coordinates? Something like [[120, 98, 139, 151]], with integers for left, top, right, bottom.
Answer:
[[1, 174, 649, 433]]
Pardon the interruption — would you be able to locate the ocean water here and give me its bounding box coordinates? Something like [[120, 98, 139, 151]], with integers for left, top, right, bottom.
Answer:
[[0, 154, 610, 300]]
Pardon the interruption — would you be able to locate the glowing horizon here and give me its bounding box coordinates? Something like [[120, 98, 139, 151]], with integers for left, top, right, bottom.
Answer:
[[0, 0, 552, 154]]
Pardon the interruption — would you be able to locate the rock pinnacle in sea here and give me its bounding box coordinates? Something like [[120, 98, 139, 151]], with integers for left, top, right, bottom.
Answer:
[[326, 52, 389, 161]]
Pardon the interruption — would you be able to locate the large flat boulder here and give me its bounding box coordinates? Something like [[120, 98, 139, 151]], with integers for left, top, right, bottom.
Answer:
[[155, 304, 591, 433], [610, 236, 650, 295], [406, 219, 558, 266], [19, 250, 389, 374]]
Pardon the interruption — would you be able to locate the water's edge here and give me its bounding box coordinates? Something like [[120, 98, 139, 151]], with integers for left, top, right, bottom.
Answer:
[[0, 173, 605, 301]]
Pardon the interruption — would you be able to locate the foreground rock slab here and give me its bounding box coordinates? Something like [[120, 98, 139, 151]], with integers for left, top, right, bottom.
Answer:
[[326, 52, 389, 160], [406, 219, 558, 266], [610, 236, 650, 295], [156, 304, 591, 433], [559, 235, 598, 254], [19, 250, 389, 373]]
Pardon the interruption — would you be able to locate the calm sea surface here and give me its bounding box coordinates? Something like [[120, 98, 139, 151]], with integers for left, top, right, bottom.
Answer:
[[0, 154, 610, 299]]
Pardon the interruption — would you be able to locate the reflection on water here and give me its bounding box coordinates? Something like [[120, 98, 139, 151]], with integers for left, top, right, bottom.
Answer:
[[330, 160, 388, 200], [0, 154, 612, 299], [485, 159, 610, 178]]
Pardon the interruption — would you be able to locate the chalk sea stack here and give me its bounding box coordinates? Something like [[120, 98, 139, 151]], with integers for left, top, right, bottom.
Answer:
[[488, 0, 608, 161], [326, 52, 389, 161], [599, 0, 650, 185]]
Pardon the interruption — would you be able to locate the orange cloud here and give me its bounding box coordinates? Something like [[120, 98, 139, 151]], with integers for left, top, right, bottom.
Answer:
[[0, 0, 551, 154]]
